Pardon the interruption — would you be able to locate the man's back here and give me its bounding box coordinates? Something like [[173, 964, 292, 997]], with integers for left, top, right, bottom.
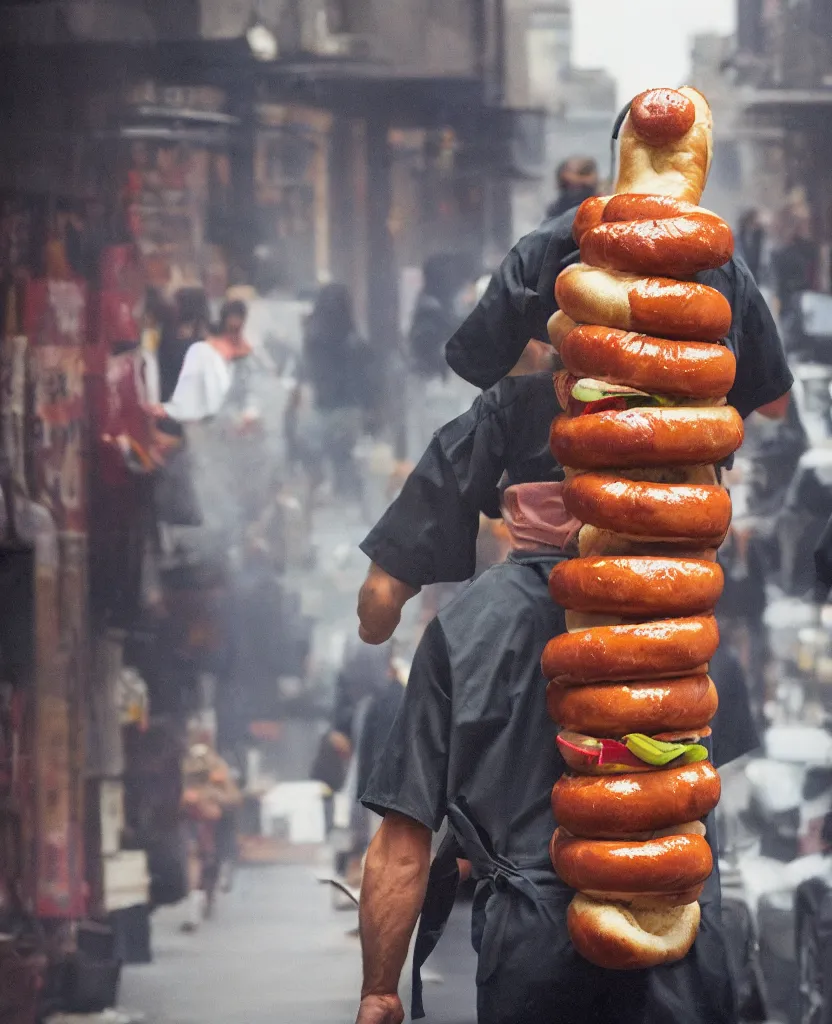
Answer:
[[438, 554, 565, 866], [362, 552, 565, 870]]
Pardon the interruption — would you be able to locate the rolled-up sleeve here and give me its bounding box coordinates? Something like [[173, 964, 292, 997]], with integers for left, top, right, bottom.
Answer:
[[445, 222, 566, 388], [728, 273, 794, 419], [361, 618, 452, 832], [359, 390, 512, 586]]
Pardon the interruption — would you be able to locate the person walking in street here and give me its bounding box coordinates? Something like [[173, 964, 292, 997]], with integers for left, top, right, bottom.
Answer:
[[737, 209, 765, 282], [408, 254, 477, 383], [771, 213, 818, 338], [158, 287, 210, 403], [298, 283, 373, 500], [150, 298, 265, 575], [405, 254, 479, 462], [354, 479, 753, 1024], [351, 91, 793, 1024], [180, 735, 242, 930]]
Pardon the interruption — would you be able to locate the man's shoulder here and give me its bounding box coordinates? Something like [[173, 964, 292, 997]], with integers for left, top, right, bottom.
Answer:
[[438, 558, 551, 630], [517, 208, 579, 258], [480, 371, 557, 412]]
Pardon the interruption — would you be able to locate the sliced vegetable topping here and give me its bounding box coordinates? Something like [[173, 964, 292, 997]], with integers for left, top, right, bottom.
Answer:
[[623, 733, 709, 767]]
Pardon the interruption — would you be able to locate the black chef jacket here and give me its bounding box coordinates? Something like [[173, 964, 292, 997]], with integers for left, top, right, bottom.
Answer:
[[360, 372, 560, 587], [364, 223, 791, 589], [362, 552, 749, 1024], [446, 207, 794, 405]]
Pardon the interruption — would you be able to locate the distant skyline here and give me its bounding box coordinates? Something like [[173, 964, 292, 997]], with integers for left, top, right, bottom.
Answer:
[[572, 0, 737, 109]]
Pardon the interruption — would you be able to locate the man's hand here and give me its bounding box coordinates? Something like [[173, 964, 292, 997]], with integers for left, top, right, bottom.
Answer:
[[355, 994, 404, 1024], [357, 563, 420, 644]]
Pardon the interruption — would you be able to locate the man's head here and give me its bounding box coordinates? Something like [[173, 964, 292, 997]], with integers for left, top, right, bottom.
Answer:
[[219, 299, 248, 342], [175, 287, 209, 340], [556, 157, 599, 195]]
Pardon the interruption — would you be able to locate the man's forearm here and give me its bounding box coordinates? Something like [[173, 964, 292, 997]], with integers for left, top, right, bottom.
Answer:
[[359, 813, 432, 999]]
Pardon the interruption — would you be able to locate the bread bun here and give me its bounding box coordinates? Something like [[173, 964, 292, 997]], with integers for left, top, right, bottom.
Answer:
[[567, 894, 700, 969], [576, 525, 717, 561], [615, 87, 713, 205], [555, 264, 731, 342]]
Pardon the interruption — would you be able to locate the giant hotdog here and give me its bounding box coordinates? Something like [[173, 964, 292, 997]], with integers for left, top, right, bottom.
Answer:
[[542, 87, 742, 971]]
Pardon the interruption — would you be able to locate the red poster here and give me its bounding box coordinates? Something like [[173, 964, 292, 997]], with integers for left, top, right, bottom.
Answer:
[[29, 345, 87, 534], [25, 278, 87, 348], [98, 291, 139, 351]]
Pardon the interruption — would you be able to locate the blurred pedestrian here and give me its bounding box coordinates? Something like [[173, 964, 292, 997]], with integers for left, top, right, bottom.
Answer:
[[324, 641, 395, 885], [772, 215, 818, 327], [245, 256, 306, 371], [545, 156, 600, 220], [404, 253, 479, 462], [180, 734, 242, 930], [408, 253, 478, 381], [158, 288, 210, 403], [299, 283, 372, 499], [737, 209, 765, 282], [716, 527, 770, 732], [814, 511, 832, 605], [161, 300, 254, 424], [151, 300, 262, 571]]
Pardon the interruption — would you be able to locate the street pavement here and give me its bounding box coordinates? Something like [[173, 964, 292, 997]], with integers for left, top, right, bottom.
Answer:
[[120, 863, 478, 1024]]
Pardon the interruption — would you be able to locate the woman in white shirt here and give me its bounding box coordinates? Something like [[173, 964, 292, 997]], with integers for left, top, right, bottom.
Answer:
[[153, 301, 262, 568]]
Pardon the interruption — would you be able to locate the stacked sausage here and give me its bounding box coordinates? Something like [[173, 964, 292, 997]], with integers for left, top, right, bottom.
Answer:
[[542, 88, 741, 970]]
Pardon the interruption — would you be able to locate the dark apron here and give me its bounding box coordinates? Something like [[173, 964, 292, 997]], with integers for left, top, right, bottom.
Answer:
[[413, 800, 738, 1024]]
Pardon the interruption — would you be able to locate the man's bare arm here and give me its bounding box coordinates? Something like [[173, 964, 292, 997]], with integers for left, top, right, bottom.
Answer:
[[355, 811, 432, 1024]]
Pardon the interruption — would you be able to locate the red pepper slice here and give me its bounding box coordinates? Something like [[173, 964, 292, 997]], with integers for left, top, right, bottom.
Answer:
[[579, 396, 629, 416]]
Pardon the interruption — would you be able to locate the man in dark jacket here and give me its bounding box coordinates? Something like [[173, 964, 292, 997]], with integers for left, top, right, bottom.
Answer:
[[359, 213, 794, 641], [353, 106, 793, 1023], [355, 529, 758, 1024]]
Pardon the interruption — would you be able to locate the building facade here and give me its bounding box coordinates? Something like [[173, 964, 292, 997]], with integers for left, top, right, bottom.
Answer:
[[502, 0, 616, 241], [690, 0, 832, 287]]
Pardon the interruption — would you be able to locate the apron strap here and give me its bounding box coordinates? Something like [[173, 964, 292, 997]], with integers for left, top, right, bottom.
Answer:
[[411, 831, 464, 1019], [411, 799, 545, 1019]]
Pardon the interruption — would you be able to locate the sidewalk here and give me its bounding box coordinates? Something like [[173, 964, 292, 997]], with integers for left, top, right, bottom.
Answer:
[[120, 865, 360, 1024], [120, 862, 478, 1024]]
